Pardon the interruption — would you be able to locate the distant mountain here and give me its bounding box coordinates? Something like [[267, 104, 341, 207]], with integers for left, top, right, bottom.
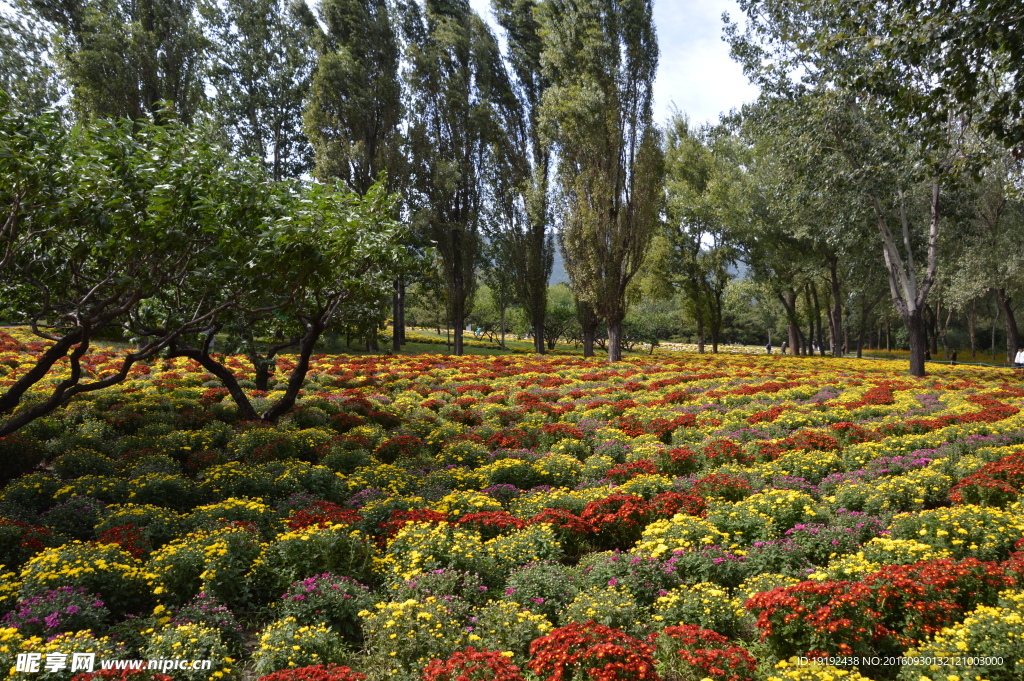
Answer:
[[550, 247, 569, 285]]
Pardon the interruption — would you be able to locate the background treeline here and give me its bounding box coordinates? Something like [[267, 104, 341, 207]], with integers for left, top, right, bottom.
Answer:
[[4, 0, 1024, 382]]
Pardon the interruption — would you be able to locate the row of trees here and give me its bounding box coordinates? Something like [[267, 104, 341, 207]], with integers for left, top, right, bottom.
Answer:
[[1, 0, 666, 361], [6, 0, 1024, 379]]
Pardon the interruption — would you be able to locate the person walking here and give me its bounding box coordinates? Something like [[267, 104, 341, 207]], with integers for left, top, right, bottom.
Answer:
[[950, 350, 957, 366], [765, 340, 772, 355]]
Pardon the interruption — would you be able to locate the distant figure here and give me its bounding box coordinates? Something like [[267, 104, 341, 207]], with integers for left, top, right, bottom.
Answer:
[[950, 350, 957, 366], [925, 350, 931, 361], [781, 341, 788, 354], [765, 341, 772, 355], [840, 343, 846, 355], [1014, 348, 1024, 369]]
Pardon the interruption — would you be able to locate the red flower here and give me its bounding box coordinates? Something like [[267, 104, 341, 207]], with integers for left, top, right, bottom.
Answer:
[[702, 440, 753, 466], [287, 503, 363, 531], [422, 648, 524, 681], [97, 524, 151, 558], [605, 460, 658, 484], [457, 511, 527, 540], [528, 622, 657, 681], [258, 665, 366, 681], [379, 508, 450, 538]]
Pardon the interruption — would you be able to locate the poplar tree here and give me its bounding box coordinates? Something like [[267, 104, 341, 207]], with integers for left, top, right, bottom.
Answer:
[[0, 10, 61, 113], [207, 0, 314, 180], [538, 0, 663, 362], [27, 0, 206, 121], [401, 0, 523, 356], [301, 0, 403, 194], [491, 0, 555, 354]]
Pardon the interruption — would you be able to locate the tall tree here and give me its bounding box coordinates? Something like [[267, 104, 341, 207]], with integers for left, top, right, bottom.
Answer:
[[27, 0, 207, 121], [538, 0, 663, 362], [0, 8, 61, 113], [206, 0, 314, 180], [731, 1, 967, 376], [661, 116, 741, 354], [301, 0, 403, 194], [401, 0, 523, 356], [491, 0, 555, 354]]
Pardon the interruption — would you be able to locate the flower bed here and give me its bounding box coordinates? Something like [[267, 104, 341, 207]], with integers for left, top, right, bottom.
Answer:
[[2, 328, 1024, 680]]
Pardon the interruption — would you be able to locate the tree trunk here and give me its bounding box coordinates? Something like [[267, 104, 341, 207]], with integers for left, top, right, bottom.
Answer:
[[969, 298, 977, 359], [907, 309, 928, 377], [580, 302, 598, 358], [779, 289, 801, 355], [885, 322, 890, 352], [997, 288, 1020, 362], [254, 361, 272, 392], [583, 329, 595, 358], [928, 304, 939, 355], [804, 284, 814, 355], [500, 306, 506, 350], [810, 282, 824, 355], [829, 261, 843, 356], [398, 277, 406, 345], [939, 303, 953, 361], [453, 325, 464, 356], [992, 295, 1000, 361], [392, 278, 402, 353], [607, 316, 623, 362]]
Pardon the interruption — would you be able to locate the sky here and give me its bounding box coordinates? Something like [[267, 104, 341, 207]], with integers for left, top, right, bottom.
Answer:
[[467, 0, 761, 128]]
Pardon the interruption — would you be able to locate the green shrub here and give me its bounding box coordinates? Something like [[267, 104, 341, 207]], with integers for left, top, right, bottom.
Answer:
[[251, 618, 347, 676], [52, 448, 117, 480], [20, 541, 149, 616], [146, 525, 263, 609], [274, 574, 373, 642]]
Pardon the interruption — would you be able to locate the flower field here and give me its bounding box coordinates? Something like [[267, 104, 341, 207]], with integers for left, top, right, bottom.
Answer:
[[3, 329, 1024, 681]]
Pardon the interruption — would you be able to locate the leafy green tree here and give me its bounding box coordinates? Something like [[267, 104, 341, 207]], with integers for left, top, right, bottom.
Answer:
[[745, 0, 1024, 150], [0, 102, 268, 435], [542, 283, 574, 350], [164, 180, 406, 422], [0, 9, 61, 113], [947, 147, 1024, 361], [401, 0, 523, 356], [491, 0, 555, 354], [661, 116, 741, 354], [300, 0, 402, 193], [481, 236, 517, 349], [730, 1, 967, 375], [206, 0, 314, 180], [538, 0, 663, 362], [27, 0, 207, 121]]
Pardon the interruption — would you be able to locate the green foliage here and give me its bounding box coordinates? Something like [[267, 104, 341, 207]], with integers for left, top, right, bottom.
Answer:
[[537, 0, 663, 361]]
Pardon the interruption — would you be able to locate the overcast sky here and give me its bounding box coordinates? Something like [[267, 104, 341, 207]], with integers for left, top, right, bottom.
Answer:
[[468, 0, 761, 128]]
